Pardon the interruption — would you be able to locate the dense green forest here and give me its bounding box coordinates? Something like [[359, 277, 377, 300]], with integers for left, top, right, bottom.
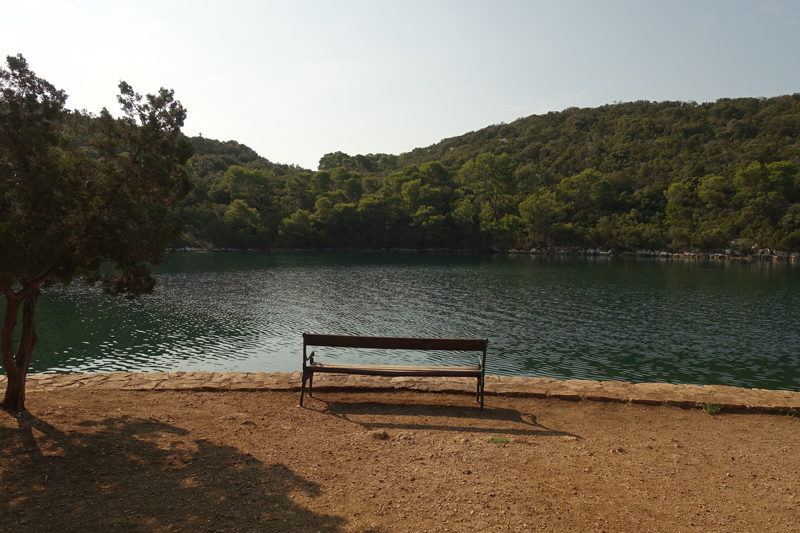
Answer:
[[171, 94, 800, 253]]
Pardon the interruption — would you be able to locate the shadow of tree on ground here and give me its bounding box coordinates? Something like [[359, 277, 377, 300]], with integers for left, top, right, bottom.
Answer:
[[0, 412, 349, 532]]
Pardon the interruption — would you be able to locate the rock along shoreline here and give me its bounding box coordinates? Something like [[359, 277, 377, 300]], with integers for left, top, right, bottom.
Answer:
[[5, 372, 799, 413], [171, 246, 800, 262]]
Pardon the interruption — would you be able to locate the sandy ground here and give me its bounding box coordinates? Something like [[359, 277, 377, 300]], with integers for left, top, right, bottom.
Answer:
[[1, 388, 799, 532]]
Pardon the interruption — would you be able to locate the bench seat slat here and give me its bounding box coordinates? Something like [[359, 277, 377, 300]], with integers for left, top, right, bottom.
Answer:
[[309, 362, 481, 377]]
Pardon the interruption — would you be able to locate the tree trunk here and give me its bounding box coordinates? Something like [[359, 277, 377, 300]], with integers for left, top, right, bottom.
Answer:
[[1, 288, 41, 413]]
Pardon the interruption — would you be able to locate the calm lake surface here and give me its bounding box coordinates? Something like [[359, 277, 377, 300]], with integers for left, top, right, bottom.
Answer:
[[6, 252, 800, 391]]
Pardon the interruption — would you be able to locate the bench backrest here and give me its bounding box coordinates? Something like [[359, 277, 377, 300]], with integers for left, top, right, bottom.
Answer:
[[304, 333, 487, 352], [303, 333, 488, 370]]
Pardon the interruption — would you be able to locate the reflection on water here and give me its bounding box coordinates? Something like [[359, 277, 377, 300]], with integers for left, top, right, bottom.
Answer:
[[7, 252, 800, 391]]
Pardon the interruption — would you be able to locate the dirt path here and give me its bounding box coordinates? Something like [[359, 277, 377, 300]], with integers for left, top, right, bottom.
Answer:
[[1, 388, 799, 532]]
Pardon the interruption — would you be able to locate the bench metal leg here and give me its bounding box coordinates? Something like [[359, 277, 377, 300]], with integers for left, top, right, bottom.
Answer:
[[299, 371, 315, 407], [479, 376, 486, 412], [300, 370, 308, 406], [477, 375, 484, 412]]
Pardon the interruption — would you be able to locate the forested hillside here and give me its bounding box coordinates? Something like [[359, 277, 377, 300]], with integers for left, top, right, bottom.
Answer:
[[172, 94, 800, 253]]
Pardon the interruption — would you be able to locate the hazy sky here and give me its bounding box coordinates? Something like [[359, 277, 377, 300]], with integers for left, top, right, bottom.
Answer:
[[3, 0, 800, 169]]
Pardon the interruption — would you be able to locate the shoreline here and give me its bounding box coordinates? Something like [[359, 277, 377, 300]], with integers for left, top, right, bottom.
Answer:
[[8, 371, 800, 413], [169, 246, 800, 261]]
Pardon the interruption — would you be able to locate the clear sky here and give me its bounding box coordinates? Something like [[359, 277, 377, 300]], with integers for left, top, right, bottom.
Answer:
[[3, 0, 800, 170]]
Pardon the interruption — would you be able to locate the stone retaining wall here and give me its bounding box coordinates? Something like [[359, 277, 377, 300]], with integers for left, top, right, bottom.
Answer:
[[3, 372, 798, 413]]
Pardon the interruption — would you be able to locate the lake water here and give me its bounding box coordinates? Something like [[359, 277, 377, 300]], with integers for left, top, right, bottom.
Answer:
[[5, 252, 800, 391]]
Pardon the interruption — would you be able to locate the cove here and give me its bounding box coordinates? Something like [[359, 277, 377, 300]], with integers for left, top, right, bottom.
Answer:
[[5, 252, 800, 392]]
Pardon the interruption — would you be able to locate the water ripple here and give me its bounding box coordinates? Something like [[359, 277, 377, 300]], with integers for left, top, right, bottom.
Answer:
[[8, 253, 800, 391]]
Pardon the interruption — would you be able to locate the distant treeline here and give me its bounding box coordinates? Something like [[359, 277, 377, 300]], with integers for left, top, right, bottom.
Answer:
[[170, 94, 800, 253]]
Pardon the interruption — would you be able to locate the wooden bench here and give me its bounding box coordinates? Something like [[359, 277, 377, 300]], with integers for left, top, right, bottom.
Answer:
[[300, 333, 489, 410]]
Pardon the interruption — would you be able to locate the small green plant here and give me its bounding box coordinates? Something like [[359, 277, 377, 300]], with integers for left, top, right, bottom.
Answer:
[[488, 436, 509, 445], [702, 403, 721, 415]]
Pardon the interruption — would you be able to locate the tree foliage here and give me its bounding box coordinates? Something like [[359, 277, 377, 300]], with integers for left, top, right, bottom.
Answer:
[[0, 55, 193, 411], [172, 94, 800, 254]]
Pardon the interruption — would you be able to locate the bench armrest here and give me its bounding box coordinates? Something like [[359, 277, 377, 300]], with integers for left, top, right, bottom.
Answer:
[[478, 338, 488, 372]]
